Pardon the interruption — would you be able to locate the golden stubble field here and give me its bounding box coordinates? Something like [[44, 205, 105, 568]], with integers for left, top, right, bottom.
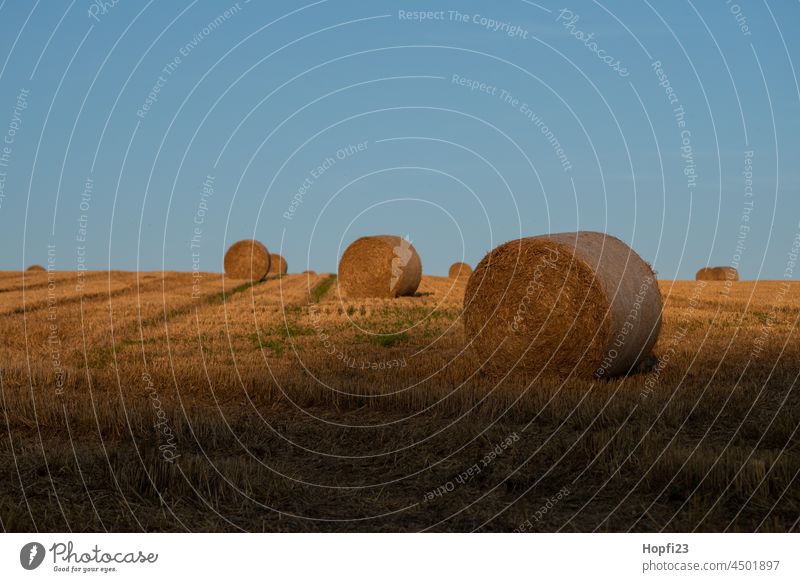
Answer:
[[0, 270, 797, 532]]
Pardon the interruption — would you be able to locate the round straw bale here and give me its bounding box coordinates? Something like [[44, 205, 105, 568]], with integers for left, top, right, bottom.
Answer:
[[223, 240, 270, 281], [301, 270, 317, 276], [338, 235, 422, 298], [26, 265, 46, 272], [449, 262, 472, 278], [696, 266, 738, 281], [268, 254, 288, 275], [464, 232, 662, 378]]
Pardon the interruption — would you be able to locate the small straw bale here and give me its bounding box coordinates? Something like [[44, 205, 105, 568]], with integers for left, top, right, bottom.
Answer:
[[449, 262, 472, 278], [26, 265, 46, 272], [464, 231, 662, 378], [338, 235, 422, 298], [268, 254, 288, 275], [223, 240, 270, 281], [696, 266, 739, 281]]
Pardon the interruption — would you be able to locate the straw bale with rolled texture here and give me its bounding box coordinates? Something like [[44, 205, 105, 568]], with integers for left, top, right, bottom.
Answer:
[[464, 232, 662, 378], [269, 254, 288, 275], [338, 235, 422, 298], [223, 240, 270, 281], [448, 262, 472, 278]]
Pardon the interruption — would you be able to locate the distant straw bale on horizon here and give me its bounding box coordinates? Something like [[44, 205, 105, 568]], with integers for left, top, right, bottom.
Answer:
[[269, 254, 288, 276], [696, 266, 739, 281], [448, 262, 472, 279]]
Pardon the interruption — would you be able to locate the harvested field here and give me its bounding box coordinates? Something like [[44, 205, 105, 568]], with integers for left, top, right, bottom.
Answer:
[[0, 272, 797, 532]]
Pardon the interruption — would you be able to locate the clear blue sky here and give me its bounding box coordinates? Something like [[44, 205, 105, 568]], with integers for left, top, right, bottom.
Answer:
[[0, 0, 798, 278]]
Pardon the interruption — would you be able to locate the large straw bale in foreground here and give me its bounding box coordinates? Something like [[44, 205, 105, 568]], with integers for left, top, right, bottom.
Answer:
[[223, 240, 270, 281], [338, 235, 422, 298], [464, 232, 662, 378], [696, 266, 739, 281]]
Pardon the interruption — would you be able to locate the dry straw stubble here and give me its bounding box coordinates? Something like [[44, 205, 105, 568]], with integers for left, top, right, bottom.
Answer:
[[338, 235, 422, 298], [223, 240, 270, 281], [464, 231, 662, 378]]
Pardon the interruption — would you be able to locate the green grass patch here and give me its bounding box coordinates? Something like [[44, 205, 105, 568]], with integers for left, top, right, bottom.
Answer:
[[374, 332, 408, 347], [261, 320, 314, 340], [355, 331, 409, 348], [752, 311, 770, 325], [264, 340, 285, 356], [253, 319, 314, 355], [207, 279, 263, 305], [251, 333, 286, 356], [280, 320, 313, 338], [380, 306, 459, 322], [250, 333, 286, 356], [87, 337, 161, 368], [358, 306, 461, 332], [282, 305, 303, 316], [310, 275, 336, 303], [87, 346, 116, 368]]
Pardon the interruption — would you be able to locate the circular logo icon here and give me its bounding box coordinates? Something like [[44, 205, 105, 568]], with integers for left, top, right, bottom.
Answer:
[[20, 542, 46, 570]]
